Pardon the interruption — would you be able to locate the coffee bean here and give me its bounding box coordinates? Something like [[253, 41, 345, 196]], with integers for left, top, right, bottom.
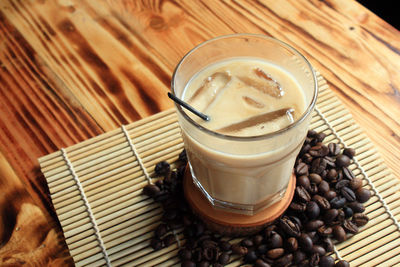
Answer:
[[332, 225, 347, 242], [219, 241, 231, 251], [269, 232, 283, 248], [310, 252, 320, 266], [311, 158, 327, 174], [256, 244, 268, 254], [231, 244, 248, 255], [163, 234, 176, 246], [254, 259, 271, 267], [356, 187, 371, 203], [305, 219, 324, 231], [320, 255, 335, 267], [306, 201, 320, 219], [335, 260, 350, 267], [309, 183, 319, 194], [326, 169, 338, 181], [311, 244, 326, 256], [298, 233, 313, 251], [155, 161, 171, 176], [324, 190, 337, 201], [241, 238, 254, 248], [309, 145, 329, 157], [296, 186, 311, 202], [179, 248, 192, 260], [244, 250, 258, 263], [323, 208, 339, 224], [342, 167, 355, 181], [290, 202, 306, 212], [318, 225, 333, 237], [266, 248, 284, 259], [197, 261, 210, 267], [308, 231, 319, 243], [352, 213, 369, 226], [349, 177, 363, 190], [155, 223, 168, 238], [309, 173, 322, 184], [253, 234, 263, 246], [330, 197, 347, 209], [150, 238, 163, 250], [336, 154, 351, 167], [341, 187, 356, 202], [343, 147, 356, 158], [313, 195, 331, 210], [181, 260, 196, 267], [297, 175, 311, 189], [279, 217, 300, 237], [318, 180, 330, 195], [343, 219, 359, 234], [335, 180, 349, 190], [347, 201, 365, 213], [274, 253, 293, 267], [322, 237, 334, 252], [343, 206, 353, 218], [286, 237, 298, 252], [328, 143, 341, 156], [218, 252, 230, 265], [316, 132, 327, 142], [293, 250, 306, 264], [296, 162, 309, 176], [143, 184, 161, 197]]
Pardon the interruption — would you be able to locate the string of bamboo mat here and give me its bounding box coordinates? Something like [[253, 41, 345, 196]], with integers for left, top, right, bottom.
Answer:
[[39, 73, 400, 267]]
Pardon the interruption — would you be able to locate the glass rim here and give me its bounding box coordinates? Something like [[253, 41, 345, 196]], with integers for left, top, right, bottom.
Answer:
[[171, 33, 318, 141]]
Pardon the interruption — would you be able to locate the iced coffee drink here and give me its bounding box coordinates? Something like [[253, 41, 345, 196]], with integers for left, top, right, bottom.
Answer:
[[172, 35, 317, 215]]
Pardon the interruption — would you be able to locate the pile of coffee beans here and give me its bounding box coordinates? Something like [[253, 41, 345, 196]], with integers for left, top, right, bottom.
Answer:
[[143, 131, 371, 266]]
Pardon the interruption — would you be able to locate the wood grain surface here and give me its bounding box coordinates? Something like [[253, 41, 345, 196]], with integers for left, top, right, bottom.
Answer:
[[0, 0, 399, 265]]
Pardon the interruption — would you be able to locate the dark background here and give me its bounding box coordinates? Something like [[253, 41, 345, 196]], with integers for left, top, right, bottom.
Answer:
[[358, 0, 399, 30]]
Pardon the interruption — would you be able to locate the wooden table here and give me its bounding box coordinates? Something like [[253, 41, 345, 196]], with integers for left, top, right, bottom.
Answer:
[[0, 0, 399, 265]]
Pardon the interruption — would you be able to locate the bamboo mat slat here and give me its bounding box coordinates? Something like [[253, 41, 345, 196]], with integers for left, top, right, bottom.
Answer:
[[39, 73, 400, 267]]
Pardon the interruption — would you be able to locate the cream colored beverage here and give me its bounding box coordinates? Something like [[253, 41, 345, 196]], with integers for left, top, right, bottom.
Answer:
[[181, 58, 306, 214], [172, 34, 317, 215]]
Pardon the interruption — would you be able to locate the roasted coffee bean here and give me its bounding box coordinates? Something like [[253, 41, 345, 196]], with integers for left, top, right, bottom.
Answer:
[[295, 162, 309, 176], [322, 237, 334, 252], [306, 201, 320, 219], [318, 180, 330, 195], [256, 244, 268, 254], [309, 183, 319, 195], [198, 261, 210, 267], [342, 167, 355, 180], [179, 149, 187, 162], [315, 132, 327, 142], [274, 253, 293, 267], [202, 247, 217, 262], [335, 260, 350, 267], [332, 225, 347, 242], [286, 237, 298, 252], [150, 238, 163, 250], [254, 259, 271, 267], [337, 209, 346, 222], [311, 245, 326, 256], [279, 217, 300, 237], [308, 129, 318, 138], [181, 260, 196, 267], [343, 206, 354, 218], [155, 223, 168, 238], [311, 158, 327, 174], [326, 169, 338, 181], [343, 219, 359, 234], [218, 252, 230, 265], [341, 187, 356, 202], [320, 255, 335, 267], [299, 143, 311, 156], [324, 190, 337, 201], [343, 147, 356, 158], [298, 233, 313, 251], [305, 219, 324, 231], [192, 248, 203, 262], [309, 173, 322, 184], [336, 154, 351, 167], [317, 225, 333, 237], [309, 145, 329, 157], [313, 194, 331, 210], [330, 197, 346, 209], [335, 179, 349, 190], [219, 241, 231, 251], [352, 213, 369, 226], [253, 234, 263, 246], [244, 250, 258, 264], [302, 153, 313, 164], [240, 238, 254, 248], [297, 175, 310, 189], [269, 232, 283, 248], [347, 201, 365, 213], [143, 184, 161, 197], [163, 234, 176, 246], [202, 239, 217, 249], [231, 244, 248, 255], [266, 248, 284, 259], [290, 202, 306, 212], [328, 143, 341, 156], [155, 161, 171, 176], [296, 186, 311, 202], [356, 187, 371, 203], [349, 177, 363, 190]]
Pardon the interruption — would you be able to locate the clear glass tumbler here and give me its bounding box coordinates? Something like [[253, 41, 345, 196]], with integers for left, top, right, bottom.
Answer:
[[171, 34, 317, 215]]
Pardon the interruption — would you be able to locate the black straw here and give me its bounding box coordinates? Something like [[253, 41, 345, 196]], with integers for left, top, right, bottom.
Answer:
[[168, 92, 210, 121]]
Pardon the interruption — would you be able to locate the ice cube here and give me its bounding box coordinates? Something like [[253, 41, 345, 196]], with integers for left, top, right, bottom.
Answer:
[[217, 108, 293, 133], [187, 72, 231, 111], [242, 96, 265, 108], [237, 68, 283, 98]]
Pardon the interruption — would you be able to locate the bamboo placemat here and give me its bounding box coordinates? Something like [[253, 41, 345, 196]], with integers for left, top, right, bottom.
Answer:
[[39, 74, 400, 267]]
